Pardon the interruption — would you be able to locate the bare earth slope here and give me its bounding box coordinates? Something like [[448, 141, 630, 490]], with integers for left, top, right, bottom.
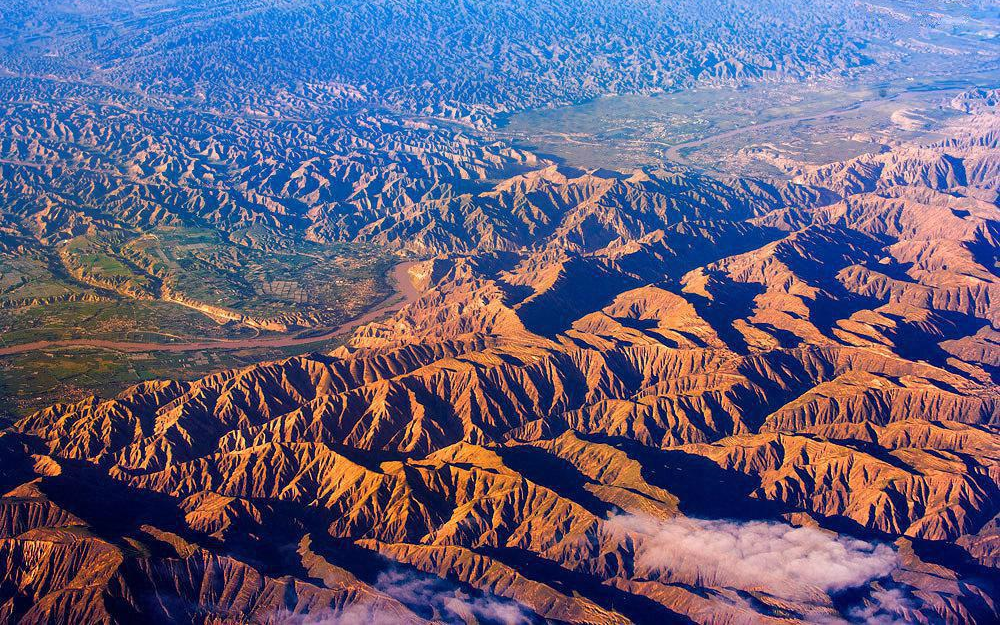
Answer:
[[2, 98, 998, 623]]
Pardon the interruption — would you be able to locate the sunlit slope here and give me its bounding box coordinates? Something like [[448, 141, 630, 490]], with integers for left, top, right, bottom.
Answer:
[[2, 101, 997, 623]]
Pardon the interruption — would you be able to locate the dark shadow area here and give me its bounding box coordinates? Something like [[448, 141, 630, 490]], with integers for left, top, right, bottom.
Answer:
[[807, 287, 883, 341], [910, 538, 1000, 595], [309, 536, 546, 624], [35, 460, 209, 548], [496, 445, 617, 517], [481, 546, 694, 624], [886, 309, 994, 382], [0, 432, 42, 494], [754, 322, 805, 349], [620, 445, 786, 520], [610, 316, 683, 347], [515, 258, 639, 338], [677, 280, 764, 355]]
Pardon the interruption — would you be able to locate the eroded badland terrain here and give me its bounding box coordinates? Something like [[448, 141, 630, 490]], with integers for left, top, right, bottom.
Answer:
[[0, 1, 998, 623]]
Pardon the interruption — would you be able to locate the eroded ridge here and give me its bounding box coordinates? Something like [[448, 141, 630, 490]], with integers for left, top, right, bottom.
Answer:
[[2, 97, 998, 623]]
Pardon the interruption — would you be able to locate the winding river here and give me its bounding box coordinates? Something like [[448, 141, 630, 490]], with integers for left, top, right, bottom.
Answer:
[[0, 261, 421, 357]]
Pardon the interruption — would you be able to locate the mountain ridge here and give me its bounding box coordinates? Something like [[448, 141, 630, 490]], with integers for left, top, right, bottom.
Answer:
[[2, 101, 998, 622]]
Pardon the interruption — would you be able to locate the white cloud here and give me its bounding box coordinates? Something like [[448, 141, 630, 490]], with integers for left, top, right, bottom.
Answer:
[[846, 588, 917, 625], [607, 514, 901, 601], [325, 569, 530, 625], [322, 602, 407, 625]]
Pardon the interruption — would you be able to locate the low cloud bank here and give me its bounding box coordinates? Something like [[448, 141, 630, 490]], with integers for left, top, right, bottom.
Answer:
[[608, 513, 919, 623], [608, 514, 899, 598], [375, 570, 529, 624], [846, 588, 917, 625], [330, 568, 530, 625], [330, 516, 912, 624]]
